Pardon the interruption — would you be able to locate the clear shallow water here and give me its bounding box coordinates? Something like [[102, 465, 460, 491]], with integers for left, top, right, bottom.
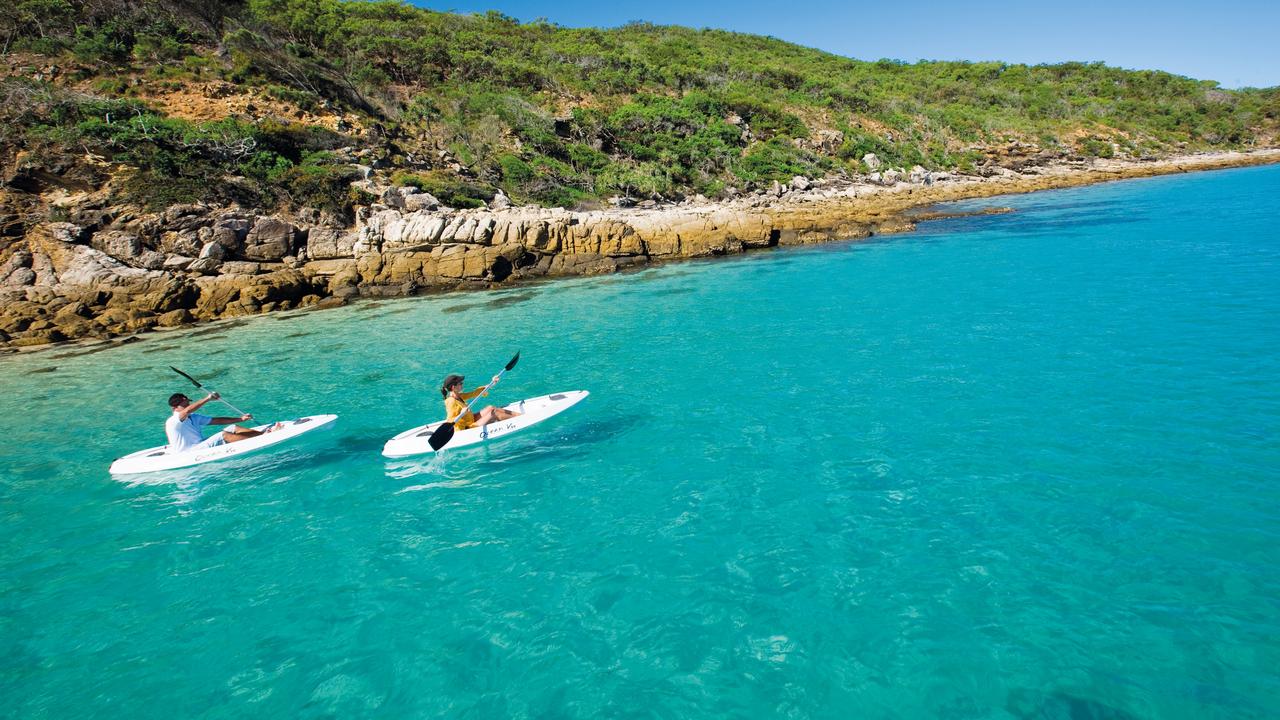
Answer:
[[2, 165, 1278, 719]]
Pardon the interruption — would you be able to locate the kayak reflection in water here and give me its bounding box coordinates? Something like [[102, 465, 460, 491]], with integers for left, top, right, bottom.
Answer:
[[165, 392, 282, 453], [441, 373, 521, 431]]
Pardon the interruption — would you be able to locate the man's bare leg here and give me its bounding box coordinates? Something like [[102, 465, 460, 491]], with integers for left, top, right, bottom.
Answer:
[[222, 422, 284, 443]]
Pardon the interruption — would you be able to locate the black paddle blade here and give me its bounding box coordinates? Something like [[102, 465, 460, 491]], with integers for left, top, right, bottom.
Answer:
[[505, 351, 520, 371], [169, 366, 202, 388], [427, 422, 456, 451]]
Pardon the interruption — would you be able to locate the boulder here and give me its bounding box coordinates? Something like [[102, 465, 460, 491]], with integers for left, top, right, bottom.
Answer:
[[207, 226, 243, 252], [4, 267, 35, 286], [236, 269, 313, 309], [242, 217, 297, 261], [49, 223, 89, 245], [161, 204, 210, 231], [381, 185, 417, 209], [132, 277, 198, 314], [92, 231, 141, 260], [382, 214, 446, 251], [219, 261, 262, 275], [306, 227, 358, 259], [214, 216, 251, 240], [9, 328, 66, 346], [2, 251, 36, 286], [53, 301, 91, 321], [163, 255, 194, 271], [188, 257, 222, 274], [403, 192, 441, 212], [156, 308, 192, 327], [132, 250, 167, 270], [862, 153, 882, 171], [27, 223, 168, 290], [199, 241, 226, 260], [489, 189, 512, 210]]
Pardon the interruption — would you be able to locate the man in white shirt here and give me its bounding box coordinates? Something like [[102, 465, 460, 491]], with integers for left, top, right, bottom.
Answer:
[[165, 392, 278, 453]]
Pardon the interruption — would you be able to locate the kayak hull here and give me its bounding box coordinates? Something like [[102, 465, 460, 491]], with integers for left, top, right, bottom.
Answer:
[[381, 391, 588, 458], [109, 414, 338, 475]]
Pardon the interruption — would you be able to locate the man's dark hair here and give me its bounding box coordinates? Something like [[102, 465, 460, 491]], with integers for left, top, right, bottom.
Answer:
[[168, 393, 189, 408]]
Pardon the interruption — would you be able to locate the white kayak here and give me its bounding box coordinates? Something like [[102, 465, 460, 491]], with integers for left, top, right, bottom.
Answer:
[[109, 414, 338, 475], [382, 391, 589, 458]]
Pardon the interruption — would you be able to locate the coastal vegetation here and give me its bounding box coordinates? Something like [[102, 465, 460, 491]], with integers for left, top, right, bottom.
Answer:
[[3, 0, 1277, 216]]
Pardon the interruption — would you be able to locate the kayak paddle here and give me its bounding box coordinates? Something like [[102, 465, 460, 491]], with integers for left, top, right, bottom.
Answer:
[[428, 351, 520, 451], [169, 366, 250, 417]]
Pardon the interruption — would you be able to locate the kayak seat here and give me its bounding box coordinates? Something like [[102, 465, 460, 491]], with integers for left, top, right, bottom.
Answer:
[[147, 451, 165, 457], [294, 418, 311, 425], [550, 394, 565, 400]]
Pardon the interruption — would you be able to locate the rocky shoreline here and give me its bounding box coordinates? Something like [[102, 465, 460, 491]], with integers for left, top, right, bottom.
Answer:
[[2, 148, 1277, 352]]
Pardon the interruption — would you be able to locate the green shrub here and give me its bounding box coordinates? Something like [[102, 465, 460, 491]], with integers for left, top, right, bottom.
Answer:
[[275, 162, 361, 214], [71, 22, 132, 63], [1080, 137, 1115, 158], [391, 171, 493, 208], [7, 0, 1277, 210], [132, 33, 189, 62]]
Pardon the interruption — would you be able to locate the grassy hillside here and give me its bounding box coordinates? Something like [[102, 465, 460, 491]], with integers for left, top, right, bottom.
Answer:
[[3, 0, 1278, 216]]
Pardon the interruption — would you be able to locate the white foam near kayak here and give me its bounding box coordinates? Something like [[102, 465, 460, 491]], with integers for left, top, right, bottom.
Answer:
[[382, 391, 589, 458], [109, 414, 338, 475]]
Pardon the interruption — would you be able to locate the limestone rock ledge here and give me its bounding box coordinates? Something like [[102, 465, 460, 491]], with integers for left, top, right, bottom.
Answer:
[[0, 190, 910, 348], [2, 148, 1278, 349]]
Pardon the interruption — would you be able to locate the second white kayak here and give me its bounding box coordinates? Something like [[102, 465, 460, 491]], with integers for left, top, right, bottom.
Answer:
[[381, 390, 589, 458]]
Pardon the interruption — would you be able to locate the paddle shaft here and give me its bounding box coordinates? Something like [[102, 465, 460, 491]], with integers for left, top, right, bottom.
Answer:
[[205, 394, 249, 419], [170, 367, 250, 417], [429, 352, 520, 451], [449, 367, 511, 423]]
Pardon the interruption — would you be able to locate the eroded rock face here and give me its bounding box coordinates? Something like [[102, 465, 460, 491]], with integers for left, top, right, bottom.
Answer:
[[243, 217, 298, 261], [0, 198, 871, 347], [13, 150, 1135, 348]]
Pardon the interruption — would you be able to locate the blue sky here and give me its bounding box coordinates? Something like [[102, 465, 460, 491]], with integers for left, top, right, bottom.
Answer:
[[415, 1, 1279, 89]]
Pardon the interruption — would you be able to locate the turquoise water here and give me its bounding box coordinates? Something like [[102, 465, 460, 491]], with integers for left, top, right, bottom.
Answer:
[[2, 165, 1279, 719]]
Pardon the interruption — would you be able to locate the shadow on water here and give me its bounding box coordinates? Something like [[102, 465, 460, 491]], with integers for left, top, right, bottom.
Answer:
[[615, 285, 696, 299], [141, 343, 182, 355], [1007, 689, 1140, 720], [386, 412, 645, 484], [915, 208, 1146, 238], [50, 337, 143, 359], [283, 331, 314, 339], [351, 299, 418, 318], [187, 320, 249, 338], [484, 291, 538, 310], [442, 303, 481, 314], [290, 436, 385, 470], [185, 366, 229, 382]]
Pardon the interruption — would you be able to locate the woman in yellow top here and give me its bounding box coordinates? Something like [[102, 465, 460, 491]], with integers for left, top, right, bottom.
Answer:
[[441, 373, 521, 431]]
